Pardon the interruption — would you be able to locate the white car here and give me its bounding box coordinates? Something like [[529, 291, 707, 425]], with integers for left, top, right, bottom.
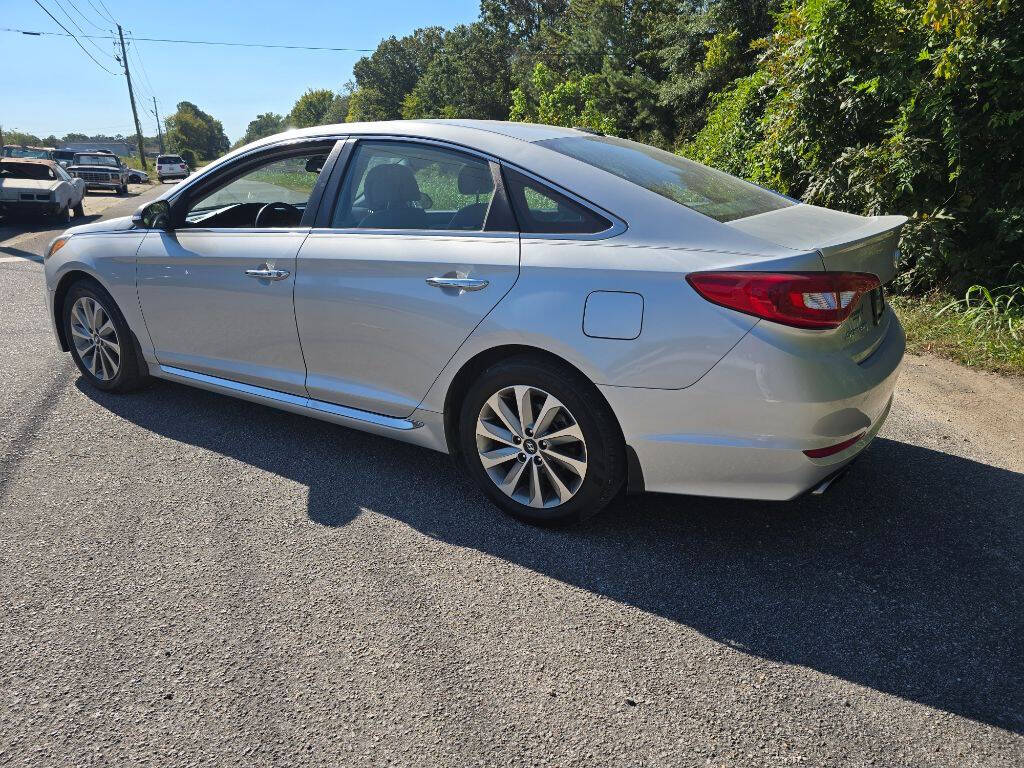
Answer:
[[0, 158, 85, 221], [156, 154, 189, 183]]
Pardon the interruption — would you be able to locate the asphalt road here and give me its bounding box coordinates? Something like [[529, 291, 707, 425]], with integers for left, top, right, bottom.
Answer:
[[1, 193, 1022, 767]]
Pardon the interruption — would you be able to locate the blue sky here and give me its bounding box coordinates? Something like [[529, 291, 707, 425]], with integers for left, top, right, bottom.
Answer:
[[1, 0, 481, 142]]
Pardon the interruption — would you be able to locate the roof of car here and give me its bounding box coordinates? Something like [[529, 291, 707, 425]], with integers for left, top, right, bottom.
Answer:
[[0, 157, 58, 167]]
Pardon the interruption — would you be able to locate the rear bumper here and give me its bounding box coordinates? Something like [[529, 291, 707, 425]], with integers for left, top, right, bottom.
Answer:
[[602, 312, 905, 500], [0, 200, 61, 216]]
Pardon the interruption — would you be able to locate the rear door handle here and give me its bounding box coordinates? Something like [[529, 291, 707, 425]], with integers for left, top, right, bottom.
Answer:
[[245, 268, 290, 281], [425, 276, 489, 291]]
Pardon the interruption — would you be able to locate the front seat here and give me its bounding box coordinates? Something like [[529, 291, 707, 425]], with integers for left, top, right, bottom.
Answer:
[[358, 163, 427, 229], [447, 164, 494, 230]]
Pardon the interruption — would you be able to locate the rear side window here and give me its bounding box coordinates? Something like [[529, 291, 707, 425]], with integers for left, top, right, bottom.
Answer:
[[332, 141, 495, 231], [537, 135, 793, 223], [502, 168, 612, 235]]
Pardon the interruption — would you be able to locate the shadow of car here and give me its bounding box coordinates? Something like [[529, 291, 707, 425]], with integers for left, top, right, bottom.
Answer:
[[68, 375, 1024, 734]]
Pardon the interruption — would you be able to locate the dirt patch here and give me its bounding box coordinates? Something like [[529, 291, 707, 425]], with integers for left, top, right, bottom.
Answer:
[[899, 351, 1024, 473]]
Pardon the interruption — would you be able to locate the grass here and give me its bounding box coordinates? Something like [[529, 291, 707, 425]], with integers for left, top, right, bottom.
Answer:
[[890, 290, 1024, 376]]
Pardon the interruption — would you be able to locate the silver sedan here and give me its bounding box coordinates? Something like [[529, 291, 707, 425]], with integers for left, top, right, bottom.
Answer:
[[42, 120, 905, 524]]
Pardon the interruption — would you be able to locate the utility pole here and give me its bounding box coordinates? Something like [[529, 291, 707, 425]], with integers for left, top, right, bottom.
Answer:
[[152, 97, 165, 154], [116, 25, 148, 170]]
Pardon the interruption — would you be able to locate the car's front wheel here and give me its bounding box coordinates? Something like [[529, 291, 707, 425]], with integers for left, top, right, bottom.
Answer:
[[63, 280, 146, 392], [458, 356, 625, 525]]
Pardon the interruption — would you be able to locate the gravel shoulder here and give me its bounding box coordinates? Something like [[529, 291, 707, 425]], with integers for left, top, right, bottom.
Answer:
[[0, 204, 1021, 767]]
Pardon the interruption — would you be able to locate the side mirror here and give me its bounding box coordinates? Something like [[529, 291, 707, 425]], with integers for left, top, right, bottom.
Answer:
[[133, 199, 172, 230]]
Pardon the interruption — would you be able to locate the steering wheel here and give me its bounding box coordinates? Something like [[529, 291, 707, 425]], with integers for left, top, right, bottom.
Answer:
[[255, 201, 301, 228]]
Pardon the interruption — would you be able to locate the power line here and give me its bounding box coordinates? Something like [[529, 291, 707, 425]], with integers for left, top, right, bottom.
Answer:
[[1, 26, 374, 52], [95, 0, 118, 26], [47, 0, 114, 60], [30, 1, 117, 74], [63, 0, 109, 32], [85, 0, 116, 26], [127, 31, 157, 103]]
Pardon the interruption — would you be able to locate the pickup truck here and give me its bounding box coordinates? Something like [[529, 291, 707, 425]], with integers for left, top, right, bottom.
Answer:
[[68, 151, 130, 194]]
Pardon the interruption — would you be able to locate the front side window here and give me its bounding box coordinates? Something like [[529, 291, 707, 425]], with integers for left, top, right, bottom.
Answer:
[[537, 135, 793, 223], [332, 141, 495, 231], [184, 150, 328, 229]]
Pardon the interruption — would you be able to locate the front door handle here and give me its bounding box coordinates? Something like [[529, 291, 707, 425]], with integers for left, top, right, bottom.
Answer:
[[245, 268, 290, 281], [426, 276, 489, 292]]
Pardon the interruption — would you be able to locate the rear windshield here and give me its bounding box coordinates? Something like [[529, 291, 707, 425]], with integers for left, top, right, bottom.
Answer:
[[0, 162, 57, 180], [75, 154, 119, 167], [159, 156, 183, 164], [53, 150, 75, 160], [3, 147, 51, 159], [537, 135, 793, 223]]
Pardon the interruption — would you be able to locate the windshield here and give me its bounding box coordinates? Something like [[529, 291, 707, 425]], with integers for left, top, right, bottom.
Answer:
[[75, 154, 119, 167], [0, 162, 56, 180], [537, 135, 794, 223], [3, 147, 51, 159]]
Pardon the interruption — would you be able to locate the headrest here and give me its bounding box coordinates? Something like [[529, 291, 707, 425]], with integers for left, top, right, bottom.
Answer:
[[364, 163, 421, 209], [458, 164, 492, 195]]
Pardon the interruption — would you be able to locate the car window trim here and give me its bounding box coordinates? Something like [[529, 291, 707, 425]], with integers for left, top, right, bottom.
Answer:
[[315, 136, 516, 236], [166, 138, 344, 229], [498, 164, 625, 241], [163, 132, 625, 239]]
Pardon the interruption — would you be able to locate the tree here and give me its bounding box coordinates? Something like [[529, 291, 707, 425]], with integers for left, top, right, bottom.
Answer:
[[287, 89, 349, 128], [239, 112, 285, 146], [348, 28, 445, 121], [402, 22, 514, 120], [164, 101, 230, 162]]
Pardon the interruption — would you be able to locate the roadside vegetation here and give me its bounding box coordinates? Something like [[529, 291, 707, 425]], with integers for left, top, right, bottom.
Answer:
[[892, 274, 1024, 376]]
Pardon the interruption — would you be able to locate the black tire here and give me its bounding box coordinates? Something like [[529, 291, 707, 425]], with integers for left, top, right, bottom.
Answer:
[[458, 355, 625, 525], [72, 200, 84, 218], [63, 279, 147, 393], [50, 205, 70, 224]]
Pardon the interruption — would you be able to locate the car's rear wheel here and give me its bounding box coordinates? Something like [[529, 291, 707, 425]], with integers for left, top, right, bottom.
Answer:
[[458, 356, 625, 525], [72, 201, 84, 218], [63, 280, 146, 393]]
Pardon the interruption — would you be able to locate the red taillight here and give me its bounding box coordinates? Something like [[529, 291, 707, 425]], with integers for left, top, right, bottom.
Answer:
[[803, 433, 865, 458], [686, 271, 881, 329]]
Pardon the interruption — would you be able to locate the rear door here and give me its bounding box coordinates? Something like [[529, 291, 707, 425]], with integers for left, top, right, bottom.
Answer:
[[295, 138, 520, 418]]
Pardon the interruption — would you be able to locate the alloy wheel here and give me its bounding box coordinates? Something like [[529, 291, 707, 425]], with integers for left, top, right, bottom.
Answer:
[[475, 385, 588, 508], [70, 296, 121, 381]]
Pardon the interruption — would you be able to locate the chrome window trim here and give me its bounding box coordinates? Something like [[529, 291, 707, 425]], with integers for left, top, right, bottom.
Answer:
[[303, 228, 520, 240], [167, 132, 627, 241]]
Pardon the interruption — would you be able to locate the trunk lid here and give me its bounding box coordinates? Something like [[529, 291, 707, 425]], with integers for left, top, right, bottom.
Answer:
[[726, 203, 906, 285]]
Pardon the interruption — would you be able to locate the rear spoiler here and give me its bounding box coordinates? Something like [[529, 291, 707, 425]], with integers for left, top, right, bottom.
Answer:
[[816, 215, 907, 285]]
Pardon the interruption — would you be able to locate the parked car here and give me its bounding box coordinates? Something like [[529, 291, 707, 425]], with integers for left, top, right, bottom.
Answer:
[[156, 154, 190, 183], [68, 151, 129, 194], [52, 149, 77, 168], [2, 144, 55, 160], [0, 158, 85, 221], [43, 120, 906, 524], [126, 168, 149, 184]]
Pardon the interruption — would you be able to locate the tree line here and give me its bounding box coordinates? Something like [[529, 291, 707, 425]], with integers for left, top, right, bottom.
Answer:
[[235, 0, 1023, 293]]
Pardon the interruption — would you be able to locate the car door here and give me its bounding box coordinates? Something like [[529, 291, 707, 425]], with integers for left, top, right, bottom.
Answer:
[[137, 140, 339, 396], [295, 138, 520, 418]]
